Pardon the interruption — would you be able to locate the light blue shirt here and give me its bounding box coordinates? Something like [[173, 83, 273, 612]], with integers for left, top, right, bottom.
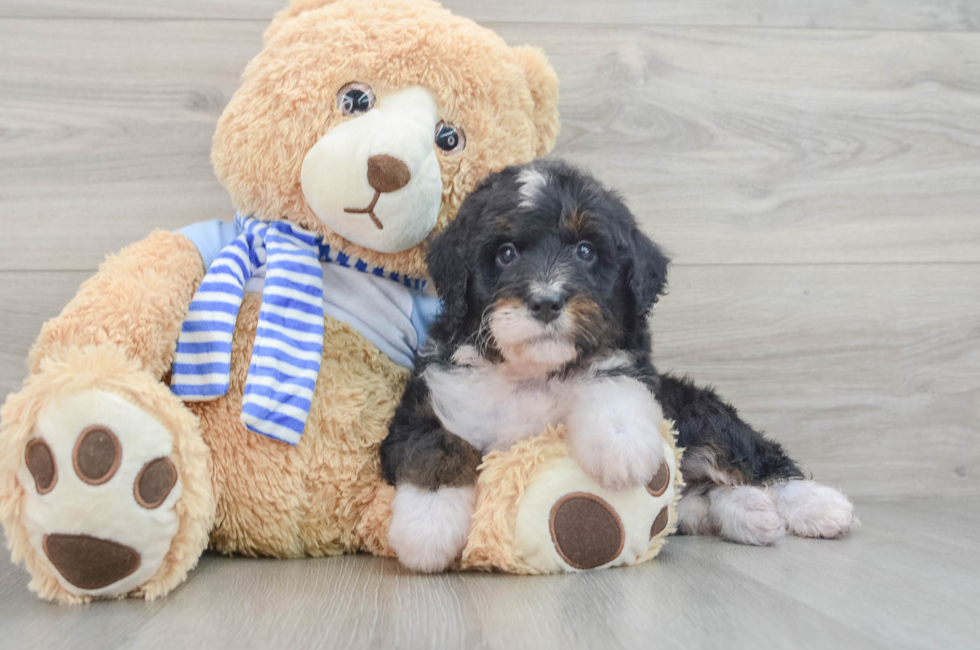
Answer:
[[179, 219, 442, 369]]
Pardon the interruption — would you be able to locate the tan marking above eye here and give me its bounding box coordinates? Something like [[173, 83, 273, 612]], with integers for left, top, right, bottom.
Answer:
[[134, 457, 177, 509], [650, 506, 670, 540], [646, 459, 671, 497], [549, 492, 625, 570], [25, 438, 57, 494], [73, 426, 121, 485]]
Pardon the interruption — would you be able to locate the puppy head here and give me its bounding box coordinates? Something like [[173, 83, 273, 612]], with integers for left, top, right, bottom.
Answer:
[[427, 160, 669, 373]]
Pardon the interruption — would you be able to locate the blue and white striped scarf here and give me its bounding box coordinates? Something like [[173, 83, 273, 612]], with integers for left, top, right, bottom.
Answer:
[[171, 215, 427, 446]]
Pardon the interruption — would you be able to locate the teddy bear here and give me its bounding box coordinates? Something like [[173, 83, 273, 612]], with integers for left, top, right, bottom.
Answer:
[[0, 0, 681, 604]]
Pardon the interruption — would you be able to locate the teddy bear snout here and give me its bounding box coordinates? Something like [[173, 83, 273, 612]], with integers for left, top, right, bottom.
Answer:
[[367, 154, 411, 193]]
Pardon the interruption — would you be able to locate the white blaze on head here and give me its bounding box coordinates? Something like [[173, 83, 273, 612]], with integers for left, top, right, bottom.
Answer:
[[301, 86, 445, 253], [517, 167, 549, 209]]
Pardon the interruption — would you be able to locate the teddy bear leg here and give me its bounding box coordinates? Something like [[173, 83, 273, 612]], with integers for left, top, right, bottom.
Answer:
[[462, 423, 682, 574], [0, 346, 214, 603]]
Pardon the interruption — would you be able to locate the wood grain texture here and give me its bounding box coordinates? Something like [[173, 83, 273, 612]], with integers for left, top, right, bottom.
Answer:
[[548, 26, 980, 266], [0, 19, 243, 272], [2, 20, 978, 271], [2, 266, 977, 499], [653, 263, 980, 499], [2, 0, 979, 31], [2, 497, 978, 650], [1, 1, 979, 645], [0, 272, 87, 397]]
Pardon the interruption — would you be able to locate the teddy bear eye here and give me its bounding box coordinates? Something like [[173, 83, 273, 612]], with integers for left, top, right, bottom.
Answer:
[[337, 82, 375, 116], [435, 121, 466, 156]]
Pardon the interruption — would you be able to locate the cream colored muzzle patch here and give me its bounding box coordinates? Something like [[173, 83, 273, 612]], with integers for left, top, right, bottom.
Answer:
[[301, 86, 444, 253]]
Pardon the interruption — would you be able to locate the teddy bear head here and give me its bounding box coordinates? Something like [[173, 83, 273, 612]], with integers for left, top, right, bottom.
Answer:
[[212, 0, 559, 280]]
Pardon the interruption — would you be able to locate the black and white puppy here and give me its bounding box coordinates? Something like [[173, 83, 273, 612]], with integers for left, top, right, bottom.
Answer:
[[380, 160, 853, 572]]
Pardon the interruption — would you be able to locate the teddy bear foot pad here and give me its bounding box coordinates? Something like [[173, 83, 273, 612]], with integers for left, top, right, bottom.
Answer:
[[20, 389, 182, 598]]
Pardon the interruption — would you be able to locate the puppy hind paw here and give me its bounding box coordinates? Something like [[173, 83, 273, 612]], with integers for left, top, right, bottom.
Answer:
[[708, 486, 785, 546], [388, 484, 476, 573], [775, 480, 854, 539], [675, 493, 713, 536]]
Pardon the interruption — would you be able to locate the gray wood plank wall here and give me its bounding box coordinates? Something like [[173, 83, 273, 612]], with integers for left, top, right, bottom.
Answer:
[[0, 1, 978, 503]]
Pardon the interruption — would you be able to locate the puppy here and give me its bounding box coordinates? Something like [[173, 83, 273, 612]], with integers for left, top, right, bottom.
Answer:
[[381, 160, 853, 572]]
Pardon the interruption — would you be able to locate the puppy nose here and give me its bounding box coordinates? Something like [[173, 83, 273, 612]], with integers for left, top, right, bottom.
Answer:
[[528, 292, 566, 324], [367, 154, 411, 193]]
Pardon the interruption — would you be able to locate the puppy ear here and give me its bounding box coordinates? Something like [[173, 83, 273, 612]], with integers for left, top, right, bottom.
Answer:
[[627, 229, 670, 317], [426, 222, 470, 326]]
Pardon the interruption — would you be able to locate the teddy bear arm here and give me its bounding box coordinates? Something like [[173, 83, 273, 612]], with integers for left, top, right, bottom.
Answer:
[[28, 231, 206, 381]]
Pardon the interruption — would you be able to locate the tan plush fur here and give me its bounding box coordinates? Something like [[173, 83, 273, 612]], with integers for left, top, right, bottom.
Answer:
[[212, 0, 559, 280], [28, 231, 206, 379], [462, 426, 570, 573], [196, 294, 409, 558], [1, 0, 570, 603]]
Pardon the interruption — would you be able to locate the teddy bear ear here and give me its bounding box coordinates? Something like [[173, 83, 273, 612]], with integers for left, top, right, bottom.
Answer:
[[512, 46, 561, 157], [264, 0, 342, 42]]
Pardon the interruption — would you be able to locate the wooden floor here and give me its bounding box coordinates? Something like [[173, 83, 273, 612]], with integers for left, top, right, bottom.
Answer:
[[2, 498, 978, 650], [0, 1, 978, 648]]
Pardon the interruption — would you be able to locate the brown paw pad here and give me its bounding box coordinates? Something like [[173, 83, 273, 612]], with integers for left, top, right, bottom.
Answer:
[[135, 457, 177, 509], [73, 426, 121, 485], [549, 493, 625, 570], [650, 506, 670, 540], [43, 533, 141, 590], [646, 459, 671, 497], [25, 438, 58, 495]]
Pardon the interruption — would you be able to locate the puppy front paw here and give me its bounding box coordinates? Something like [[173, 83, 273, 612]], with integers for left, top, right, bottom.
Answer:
[[388, 484, 476, 573], [568, 380, 666, 491]]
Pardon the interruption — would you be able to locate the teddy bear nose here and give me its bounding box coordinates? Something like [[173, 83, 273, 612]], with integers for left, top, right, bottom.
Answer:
[[367, 154, 412, 193]]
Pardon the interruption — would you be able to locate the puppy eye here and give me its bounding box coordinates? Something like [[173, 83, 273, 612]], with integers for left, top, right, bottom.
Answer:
[[337, 82, 375, 116], [576, 241, 596, 262], [435, 121, 466, 156], [497, 243, 518, 266]]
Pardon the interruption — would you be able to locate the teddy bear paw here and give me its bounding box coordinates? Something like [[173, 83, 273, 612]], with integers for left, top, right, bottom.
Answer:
[[18, 388, 185, 598], [506, 437, 678, 573], [388, 484, 476, 573]]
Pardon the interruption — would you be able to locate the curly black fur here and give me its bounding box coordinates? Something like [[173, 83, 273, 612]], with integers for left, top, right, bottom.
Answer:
[[381, 160, 803, 492]]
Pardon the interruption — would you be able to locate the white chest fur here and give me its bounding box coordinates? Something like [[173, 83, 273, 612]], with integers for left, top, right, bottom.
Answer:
[[421, 347, 634, 454], [423, 363, 572, 453]]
